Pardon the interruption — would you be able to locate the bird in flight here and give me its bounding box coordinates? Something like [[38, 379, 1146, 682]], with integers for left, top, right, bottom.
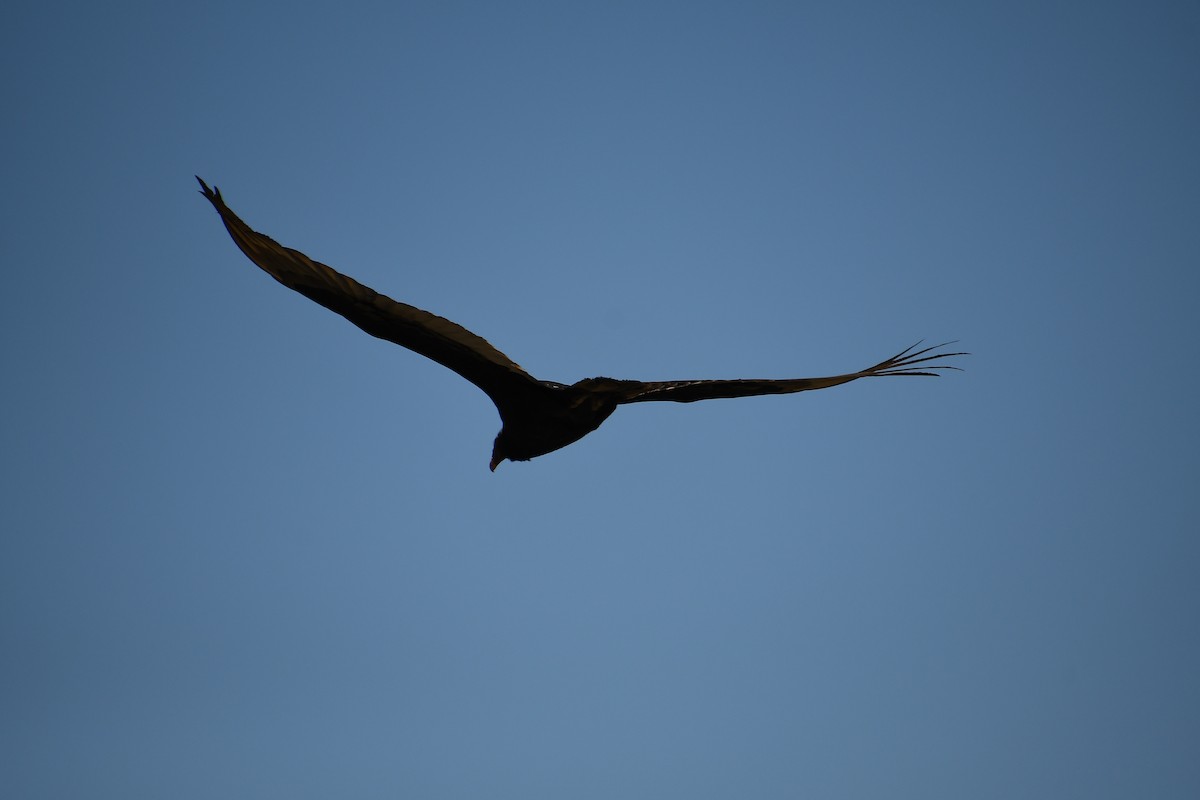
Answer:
[[197, 177, 964, 470]]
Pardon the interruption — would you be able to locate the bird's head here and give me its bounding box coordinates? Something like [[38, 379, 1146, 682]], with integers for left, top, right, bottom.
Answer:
[[489, 435, 507, 472]]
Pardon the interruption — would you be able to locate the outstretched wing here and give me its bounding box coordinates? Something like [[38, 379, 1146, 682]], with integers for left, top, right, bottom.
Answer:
[[609, 341, 966, 404], [197, 177, 537, 403]]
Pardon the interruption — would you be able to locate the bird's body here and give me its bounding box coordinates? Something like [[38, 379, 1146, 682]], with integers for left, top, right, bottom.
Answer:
[[197, 177, 963, 470]]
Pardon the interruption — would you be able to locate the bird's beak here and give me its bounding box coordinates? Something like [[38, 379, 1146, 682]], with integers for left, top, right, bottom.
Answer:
[[489, 455, 502, 472]]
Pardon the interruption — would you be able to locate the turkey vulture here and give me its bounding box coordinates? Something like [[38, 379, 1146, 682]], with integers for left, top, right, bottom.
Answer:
[[197, 177, 964, 470]]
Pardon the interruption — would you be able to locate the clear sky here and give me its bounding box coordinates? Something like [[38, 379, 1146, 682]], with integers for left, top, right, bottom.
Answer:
[[3, 1, 1198, 797]]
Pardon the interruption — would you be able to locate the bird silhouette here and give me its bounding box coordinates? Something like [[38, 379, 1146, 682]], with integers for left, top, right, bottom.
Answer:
[[197, 177, 964, 470]]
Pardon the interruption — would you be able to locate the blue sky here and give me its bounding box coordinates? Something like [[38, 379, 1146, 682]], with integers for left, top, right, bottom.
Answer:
[[3, 1, 1198, 797]]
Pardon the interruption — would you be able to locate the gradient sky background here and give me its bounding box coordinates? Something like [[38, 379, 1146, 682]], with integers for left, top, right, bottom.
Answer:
[[3, 1, 1198, 797]]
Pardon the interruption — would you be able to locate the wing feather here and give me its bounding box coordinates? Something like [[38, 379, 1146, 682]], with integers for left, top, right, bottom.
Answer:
[[613, 341, 966, 404], [197, 177, 535, 402]]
